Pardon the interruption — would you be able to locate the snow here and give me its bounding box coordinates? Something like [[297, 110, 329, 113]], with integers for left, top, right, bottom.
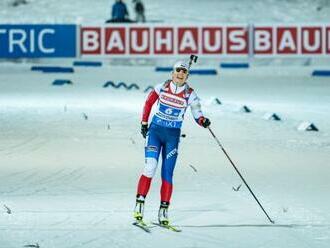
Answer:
[[1, 61, 330, 247], [1, 1, 330, 247], [0, 0, 329, 24]]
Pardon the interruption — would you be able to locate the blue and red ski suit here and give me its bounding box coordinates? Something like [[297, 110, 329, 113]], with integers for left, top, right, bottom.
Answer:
[[136, 80, 206, 203]]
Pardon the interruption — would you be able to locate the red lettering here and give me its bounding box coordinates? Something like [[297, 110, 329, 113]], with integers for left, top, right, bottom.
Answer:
[[277, 27, 298, 54], [129, 27, 150, 54], [178, 27, 198, 54], [105, 27, 126, 54], [202, 27, 222, 54], [227, 27, 248, 54], [254, 27, 273, 54], [301, 27, 322, 54], [154, 27, 174, 54], [81, 27, 101, 54]]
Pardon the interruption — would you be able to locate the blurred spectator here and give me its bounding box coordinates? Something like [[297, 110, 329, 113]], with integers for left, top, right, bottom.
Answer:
[[133, 0, 145, 22], [317, 0, 330, 11], [106, 0, 133, 23], [12, 0, 28, 7]]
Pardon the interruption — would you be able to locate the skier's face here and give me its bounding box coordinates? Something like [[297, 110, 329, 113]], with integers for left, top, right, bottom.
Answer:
[[172, 67, 188, 86]]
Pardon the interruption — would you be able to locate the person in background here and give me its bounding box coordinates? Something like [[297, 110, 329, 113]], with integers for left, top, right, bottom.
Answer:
[[12, 0, 28, 7], [133, 0, 145, 23], [107, 0, 132, 23]]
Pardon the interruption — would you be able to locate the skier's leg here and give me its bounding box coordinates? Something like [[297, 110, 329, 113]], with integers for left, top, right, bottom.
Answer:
[[158, 132, 180, 224], [160, 137, 179, 203], [137, 128, 161, 197], [134, 126, 161, 220]]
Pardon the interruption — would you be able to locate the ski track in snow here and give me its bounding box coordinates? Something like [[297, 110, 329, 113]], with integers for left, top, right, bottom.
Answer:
[[0, 60, 330, 247]]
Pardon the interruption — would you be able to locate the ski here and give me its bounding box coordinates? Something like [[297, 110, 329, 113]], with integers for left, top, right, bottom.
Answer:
[[152, 222, 182, 232], [132, 220, 152, 233]]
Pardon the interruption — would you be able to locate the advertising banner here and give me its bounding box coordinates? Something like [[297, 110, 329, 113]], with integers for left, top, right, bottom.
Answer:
[[0, 24, 76, 58], [1, 24, 328, 58], [80, 24, 330, 57]]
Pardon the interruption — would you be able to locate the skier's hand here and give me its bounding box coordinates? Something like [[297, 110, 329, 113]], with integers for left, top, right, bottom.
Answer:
[[141, 123, 148, 138], [199, 117, 211, 128]]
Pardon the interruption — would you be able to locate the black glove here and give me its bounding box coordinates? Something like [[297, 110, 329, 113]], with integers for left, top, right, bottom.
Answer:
[[199, 117, 211, 128], [141, 123, 148, 138]]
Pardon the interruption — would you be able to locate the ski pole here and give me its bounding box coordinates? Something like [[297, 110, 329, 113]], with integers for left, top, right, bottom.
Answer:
[[207, 127, 275, 224], [188, 54, 198, 70]]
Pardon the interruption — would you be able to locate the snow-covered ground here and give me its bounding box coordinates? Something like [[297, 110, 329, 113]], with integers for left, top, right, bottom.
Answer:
[[0, 62, 330, 247]]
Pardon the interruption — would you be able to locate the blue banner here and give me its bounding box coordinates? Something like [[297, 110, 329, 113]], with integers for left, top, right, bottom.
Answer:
[[0, 24, 76, 58]]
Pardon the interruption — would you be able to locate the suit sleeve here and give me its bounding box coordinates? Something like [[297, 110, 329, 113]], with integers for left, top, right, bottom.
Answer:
[[188, 91, 205, 126], [141, 84, 162, 123]]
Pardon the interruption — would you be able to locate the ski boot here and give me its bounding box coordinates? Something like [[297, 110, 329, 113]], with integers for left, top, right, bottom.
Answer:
[[133, 195, 145, 221], [158, 201, 170, 226]]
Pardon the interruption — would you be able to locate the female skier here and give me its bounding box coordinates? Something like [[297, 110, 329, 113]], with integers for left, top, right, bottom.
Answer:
[[134, 60, 211, 226]]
